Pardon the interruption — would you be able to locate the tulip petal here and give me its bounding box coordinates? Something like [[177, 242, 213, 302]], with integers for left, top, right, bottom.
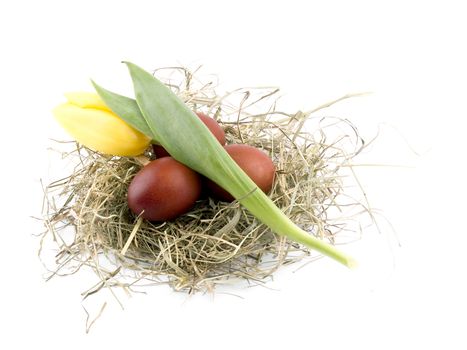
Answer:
[[53, 103, 150, 156], [91, 81, 155, 139], [65, 92, 111, 111]]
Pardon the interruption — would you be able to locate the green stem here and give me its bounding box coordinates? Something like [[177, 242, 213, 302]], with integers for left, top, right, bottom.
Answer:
[[240, 187, 357, 268]]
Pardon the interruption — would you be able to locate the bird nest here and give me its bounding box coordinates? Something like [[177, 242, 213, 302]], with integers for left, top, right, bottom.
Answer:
[[40, 67, 370, 299]]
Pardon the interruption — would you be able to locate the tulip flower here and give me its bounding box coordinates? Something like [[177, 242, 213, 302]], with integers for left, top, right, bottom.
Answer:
[[53, 92, 151, 156]]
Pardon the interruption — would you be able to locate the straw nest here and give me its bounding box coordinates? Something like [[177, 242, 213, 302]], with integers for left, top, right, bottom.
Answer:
[[40, 67, 369, 296]]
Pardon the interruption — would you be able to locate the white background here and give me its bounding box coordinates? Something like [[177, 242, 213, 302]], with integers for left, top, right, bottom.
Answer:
[[1, 0, 466, 349]]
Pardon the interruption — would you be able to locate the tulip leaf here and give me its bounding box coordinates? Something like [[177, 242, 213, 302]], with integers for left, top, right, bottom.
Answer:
[[123, 61, 356, 268], [91, 80, 156, 141]]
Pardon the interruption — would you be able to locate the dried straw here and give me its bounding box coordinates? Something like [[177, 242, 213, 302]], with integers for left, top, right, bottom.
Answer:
[[40, 67, 370, 296]]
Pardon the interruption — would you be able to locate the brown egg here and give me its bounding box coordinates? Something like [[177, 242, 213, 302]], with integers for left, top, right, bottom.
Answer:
[[152, 144, 171, 158], [152, 112, 225, 158], [127, 157, 202, 221], [205, 144, 275, 202], [196, 112, 226, 145]]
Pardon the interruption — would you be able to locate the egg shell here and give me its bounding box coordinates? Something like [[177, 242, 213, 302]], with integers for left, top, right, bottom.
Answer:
[[196, 112, 226, 145], [205, 144, 275, 202], [127, 157, 202, 221], [152, 112, 225, 158]]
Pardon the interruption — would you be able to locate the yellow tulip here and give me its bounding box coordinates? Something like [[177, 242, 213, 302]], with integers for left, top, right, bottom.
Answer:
[[53, 92, 151, 156]]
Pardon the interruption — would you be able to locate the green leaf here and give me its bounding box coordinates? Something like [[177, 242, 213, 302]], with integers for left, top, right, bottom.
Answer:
[[124, 61, 356, 268], [91, 80, 156, 141]]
